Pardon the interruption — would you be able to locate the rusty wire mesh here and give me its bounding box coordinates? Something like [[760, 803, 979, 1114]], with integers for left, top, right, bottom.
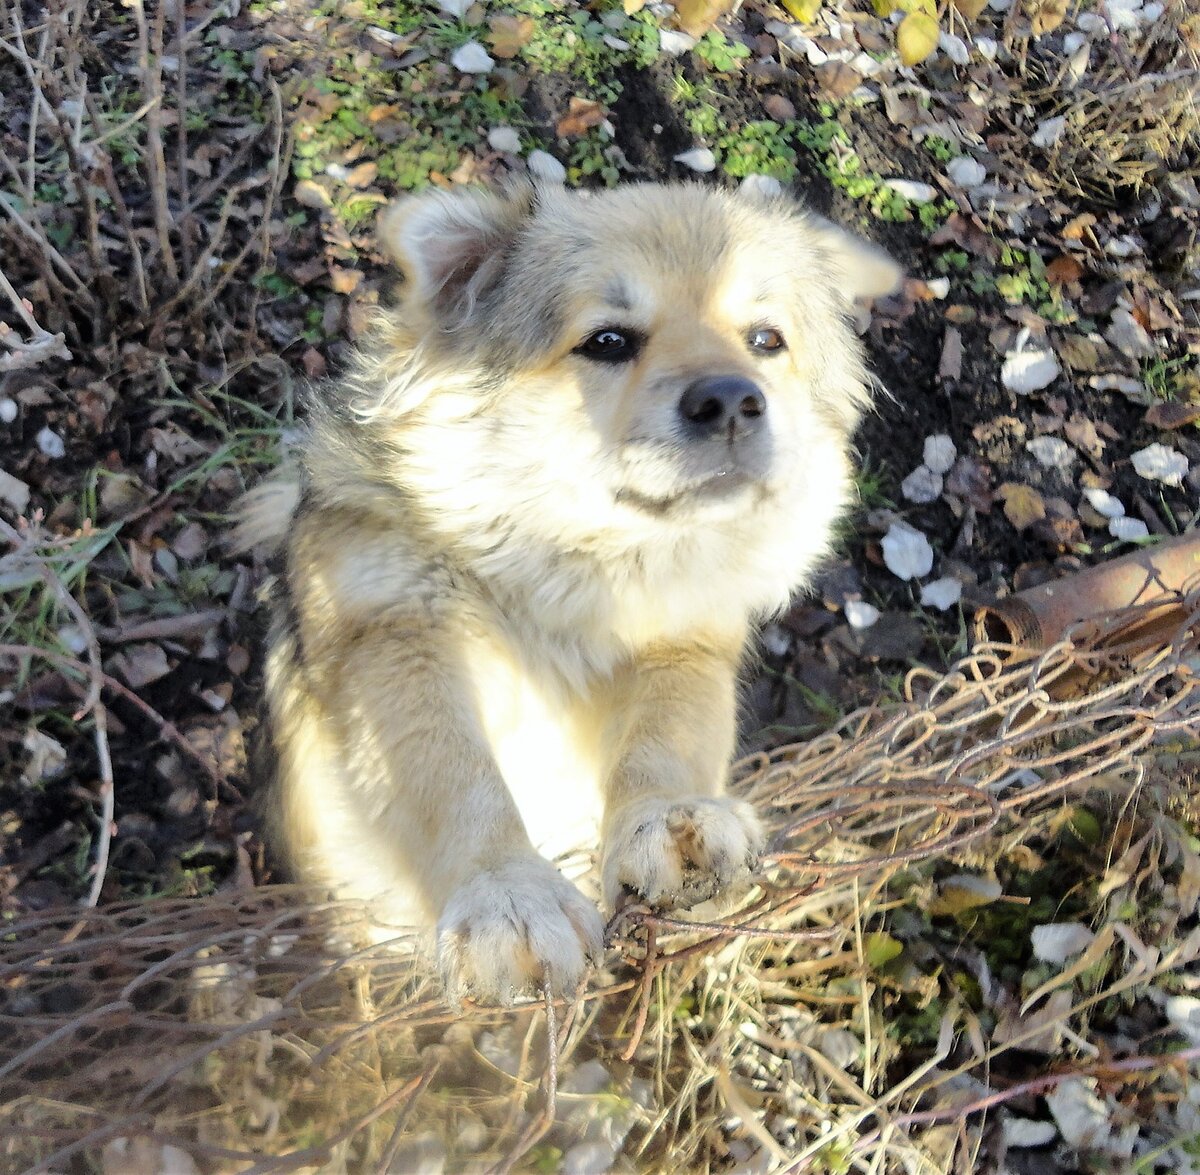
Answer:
[[2, 589, 1199, 1173]]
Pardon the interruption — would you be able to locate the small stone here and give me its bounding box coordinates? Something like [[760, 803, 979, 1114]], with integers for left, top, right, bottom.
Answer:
[[450, 41, 494, 74], [1002, 330, 1060, 394], [881, 521, 934, 581], [923, 434, 957, 474], [674, 147, 717, 173], [1131, 442, 1188, 486], [1026, 436, 1075, 469], [1031, 922, 1095, 964], [487, 126, 521, 154], [925, 277, 950, 298], [1032, 116, 1066, 148], [740, 174, 783, 198], [901, 465, 943, 504], [0, 398, 16, 423], [920, 578, 962, 610], [36, 426, 65, 458], [660, 29, 696, 55], [1003, 1118, 1058, 1148], [844, 599, 881, 629], [1109, 516, 1149, 541], [1083, 487, 1124, 518], [946, 156, 987, 187], [1105, 307, 1155, 360], [883, 179, 937, 204]]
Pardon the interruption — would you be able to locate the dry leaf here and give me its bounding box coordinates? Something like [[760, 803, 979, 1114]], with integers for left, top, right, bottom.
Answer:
[[1145, 401, 1200, 430], [486, 13, 535, 58], [1045, 254, 1084, 286], [624, 0, 648, 12], [1028, 0, 1067, 36], [998, 482, 1046, 531], [555, 97, 607, 139], [951, 0, 987, 16], [675, 0, 734, 36], [816, 60, 863, 98], [896, 12, 939, 66], [782, 0, 823, 22]]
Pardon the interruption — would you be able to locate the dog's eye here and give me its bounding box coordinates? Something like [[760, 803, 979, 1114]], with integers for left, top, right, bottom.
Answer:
[[576, 328, 639, 362], [748, 327, 786, 354]]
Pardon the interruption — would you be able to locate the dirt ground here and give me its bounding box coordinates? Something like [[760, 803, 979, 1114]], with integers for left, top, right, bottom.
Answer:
[[1, 0, 1199, 1169]]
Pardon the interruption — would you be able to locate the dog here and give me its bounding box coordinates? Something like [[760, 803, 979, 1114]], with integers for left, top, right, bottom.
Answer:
[[237, 181, 899, 1003]]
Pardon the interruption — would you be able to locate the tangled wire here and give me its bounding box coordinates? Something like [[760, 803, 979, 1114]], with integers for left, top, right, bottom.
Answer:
[[3, 587, 1198, 1173]]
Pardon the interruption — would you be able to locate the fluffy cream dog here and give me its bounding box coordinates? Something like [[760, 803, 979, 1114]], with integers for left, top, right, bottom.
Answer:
[[239, 181, 898, 1002]]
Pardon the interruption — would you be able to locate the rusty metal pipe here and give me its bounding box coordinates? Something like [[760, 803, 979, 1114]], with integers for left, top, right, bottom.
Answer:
[[973, 529, 1200, 651]]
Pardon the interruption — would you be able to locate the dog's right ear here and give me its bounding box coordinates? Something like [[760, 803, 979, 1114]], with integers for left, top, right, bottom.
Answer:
[[377, 184, 535, 327]]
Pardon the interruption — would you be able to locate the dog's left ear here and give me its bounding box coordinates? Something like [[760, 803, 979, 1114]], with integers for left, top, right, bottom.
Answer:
[[805, 216, 903, 303], [377, 184, 535, 325]]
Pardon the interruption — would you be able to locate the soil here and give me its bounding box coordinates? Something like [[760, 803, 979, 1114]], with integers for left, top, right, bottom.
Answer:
[[1, 0, 1197, 926]]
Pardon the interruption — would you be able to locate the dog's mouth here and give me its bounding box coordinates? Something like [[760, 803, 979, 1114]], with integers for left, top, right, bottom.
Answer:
[[614, 468, 762, 516]]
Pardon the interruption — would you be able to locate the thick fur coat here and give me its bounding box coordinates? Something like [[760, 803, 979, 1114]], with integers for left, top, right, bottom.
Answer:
[[238, 181, 899, 1002]]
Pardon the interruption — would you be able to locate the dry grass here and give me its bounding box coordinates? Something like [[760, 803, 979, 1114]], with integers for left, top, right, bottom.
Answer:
[[1009, 0, 1200, 200], [3, 588, 1199, 1173]]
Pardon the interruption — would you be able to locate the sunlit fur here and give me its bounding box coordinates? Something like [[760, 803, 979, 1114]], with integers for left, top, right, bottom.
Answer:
[[239, 181, 899, 1003]]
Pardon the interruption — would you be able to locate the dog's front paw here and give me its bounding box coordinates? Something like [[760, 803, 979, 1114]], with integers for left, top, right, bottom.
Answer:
[[602, 795, 764, 911], [437, 857, 605, 1004]]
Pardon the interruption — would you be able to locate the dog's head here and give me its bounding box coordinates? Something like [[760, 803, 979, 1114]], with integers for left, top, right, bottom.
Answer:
[[359, 182, 897, 558]]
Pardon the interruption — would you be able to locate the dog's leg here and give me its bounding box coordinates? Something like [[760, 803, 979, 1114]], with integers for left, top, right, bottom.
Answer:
[[600, 639, 764, 911], [298, 616, 604, 1003]]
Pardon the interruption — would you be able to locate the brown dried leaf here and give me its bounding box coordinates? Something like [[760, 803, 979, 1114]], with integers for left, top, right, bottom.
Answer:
[[1144, 401, 1200, 430], [344, 161, 378, 188], [951, 0, 988, 16], [1063, 414, 1105, 459], [1045, 254, 1084, 287], [1055, 335, 1101, 372], [1029, 0, 1067, 36], [487, 13, 535, 58], [555, 96, 607, 139], [675, 0, 734, 36], [998, 482, 1046, 531], [762, 94, 796, 122], [815, 60, 863, 98]]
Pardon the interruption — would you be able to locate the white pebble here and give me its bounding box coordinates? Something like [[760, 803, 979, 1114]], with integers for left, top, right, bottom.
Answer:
[[925, 277, 950, 299], [883, 179, 937, 204], [0, 398, 16, 423], [674, 147, 716, 173], [487, 127, 521, 154], [1109, 516, 1149, 541], [1026, 436, 1075, 469], [432, 0, 472, 14], [1031, 922, 1095, 964], [1031, 116, 1066, 148], [923, 434, 957, 474], [36, 426, 65, 458], [740, 174, 783, 198], [450, 41, 494, 74], [844, 599, 880, 629], [659, 29, 696, 55], [901, 465, 943, 504], [1083, 487, 1124, 518], [1001, 329, 1060, 394], [881, 521, 934, 581], [946, 156, 987, 188], [1131, 442, 1188, 487], [920, 577, 962, 611]]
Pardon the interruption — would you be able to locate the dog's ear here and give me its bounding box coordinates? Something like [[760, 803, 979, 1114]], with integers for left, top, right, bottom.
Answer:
[[805, 216, 903, 302], [377, 184, 535, 325]]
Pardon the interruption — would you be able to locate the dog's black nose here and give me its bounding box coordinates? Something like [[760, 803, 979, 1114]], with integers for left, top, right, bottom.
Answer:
[[679, 376, 766, 436]]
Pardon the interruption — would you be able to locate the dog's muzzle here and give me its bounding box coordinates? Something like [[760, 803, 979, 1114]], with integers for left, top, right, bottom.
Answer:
[[678, 375, 766, 441]]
